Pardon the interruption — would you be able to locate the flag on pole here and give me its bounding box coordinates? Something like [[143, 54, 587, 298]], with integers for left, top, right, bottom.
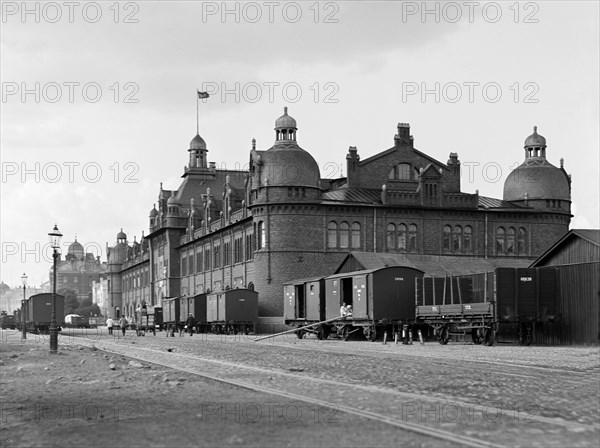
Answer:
[[197, 91, 209, 99]]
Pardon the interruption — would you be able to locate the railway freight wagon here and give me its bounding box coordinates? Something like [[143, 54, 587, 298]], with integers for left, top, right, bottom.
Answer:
[[415, 267, 558, 346], [283, 277, 328, 339], [324, 266, 425, 341], [24, 293, 65, 333], [206, 289, 258, 334], [179, 294, 208, 332], [162, 297, 180, 335], [0, 311, 16, 329]]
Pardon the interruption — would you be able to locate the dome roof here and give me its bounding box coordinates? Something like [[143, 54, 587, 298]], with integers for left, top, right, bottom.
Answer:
[[167, 193, 179, 205], [258, 144, 321, 187], [190, 134, 207, 150], [67, 239, 84, 259], [117, 229, 127, 240], [275, 107, 297, 129], [503, 159, 570, 201], [149, 205, 158, 217], [524, 126, 546, 147]]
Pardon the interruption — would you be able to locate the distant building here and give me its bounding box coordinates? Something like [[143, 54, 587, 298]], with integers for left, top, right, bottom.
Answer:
[[91, 277, 109, 317], [102, 108, 572, 324], [49, 238, 107, 302]]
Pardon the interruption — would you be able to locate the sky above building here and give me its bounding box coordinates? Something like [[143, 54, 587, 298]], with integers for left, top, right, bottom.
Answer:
[[1, 1, 599, 287]]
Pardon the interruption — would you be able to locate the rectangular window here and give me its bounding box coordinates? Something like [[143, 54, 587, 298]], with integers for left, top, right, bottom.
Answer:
[[214, 246, 220, 268], [196, 251, 203, 273], [188, 255, 194, 275], [181, 254, 187, 277]]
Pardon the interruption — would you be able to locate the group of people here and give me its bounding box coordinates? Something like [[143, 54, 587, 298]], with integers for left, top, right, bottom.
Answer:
[[105, 316, 129, 336], [340, 302, 353, 317]]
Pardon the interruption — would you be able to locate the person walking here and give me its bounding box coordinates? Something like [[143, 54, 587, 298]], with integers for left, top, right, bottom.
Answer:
[[185, 313, 196, 336], [106, 317, 114, 335], [119, 316, 127, 337]]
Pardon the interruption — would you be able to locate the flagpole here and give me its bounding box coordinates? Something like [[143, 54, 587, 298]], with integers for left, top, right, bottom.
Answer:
[[196, 90, 199, 135]]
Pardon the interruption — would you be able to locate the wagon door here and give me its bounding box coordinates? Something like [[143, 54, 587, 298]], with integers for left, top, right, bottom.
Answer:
[[283, 285, 296, 320], [353, 274, 368, 319], [217, 293, 226, 321]]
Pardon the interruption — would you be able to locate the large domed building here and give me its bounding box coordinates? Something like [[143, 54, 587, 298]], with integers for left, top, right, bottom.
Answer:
[[504, 126, 571, 210], [101, 108, 572, 326]]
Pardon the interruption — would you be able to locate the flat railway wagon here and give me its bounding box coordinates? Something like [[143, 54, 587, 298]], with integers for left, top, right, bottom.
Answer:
[[415, 267, 559, 346], [324, 266, 425, 341], [23, 293, 65, 333], [283, 276, 328, 339], [179, 294, 208, 333], [162, 297, 180, 335], [206, 289, 258, 334]]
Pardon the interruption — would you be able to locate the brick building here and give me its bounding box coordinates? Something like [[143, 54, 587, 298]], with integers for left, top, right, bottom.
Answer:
[[49, 238, 107, 302], [103, 108, 572, 323]]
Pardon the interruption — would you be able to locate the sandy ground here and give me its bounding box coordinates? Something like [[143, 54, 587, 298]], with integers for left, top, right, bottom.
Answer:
[[0, 332, 440, 448]]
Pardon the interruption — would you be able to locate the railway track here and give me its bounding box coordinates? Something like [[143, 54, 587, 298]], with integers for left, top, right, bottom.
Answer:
[[67, 335, 598, 447]]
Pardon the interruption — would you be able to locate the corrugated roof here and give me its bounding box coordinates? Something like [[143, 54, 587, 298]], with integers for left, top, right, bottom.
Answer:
[[572, 229, 600, 246], [336, 251, 533, 276], [321, 188, 381, 204], [478, 196, 524, 209], [530, 229, 600, 267]]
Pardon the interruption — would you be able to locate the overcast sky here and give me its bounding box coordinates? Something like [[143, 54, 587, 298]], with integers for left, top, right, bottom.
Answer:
[[1, 1, 598, 287]]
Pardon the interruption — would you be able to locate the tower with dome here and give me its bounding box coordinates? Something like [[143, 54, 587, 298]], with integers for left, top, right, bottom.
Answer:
[[101, 108, 572, 326]]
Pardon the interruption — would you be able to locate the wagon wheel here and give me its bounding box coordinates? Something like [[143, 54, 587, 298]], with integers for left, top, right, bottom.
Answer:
[[296, 329, 305, 339], [364, 325, 377, 342], [471, 329, 483, 345], [316, 325, 325, 340], [438, 325, 450, 345], [341, 325, 351, 341], [483, 328, 495, 346], [518, 323, 534, 346]]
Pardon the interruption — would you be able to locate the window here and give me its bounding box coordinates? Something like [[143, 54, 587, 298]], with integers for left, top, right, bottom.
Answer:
[[245, 234, 253, 260], [188, 254, 194, 274], [351, 222, 361, 248], [496, 227, 505, 254], [205, 249, 211, 270], [327, 222, 337, 248], [443, 225, 451, 251], [464, 226, 472, 253], [196, 251, 203, 273], [408, 224, 417, 252], [214, 245, 220, 267], [340, 222, 349, 248], [257, 221, 265, 249], [388, 163, 415, 180], [518, 227, 527, 254], [224, 242, 231, 265], [398, 224, 407, 251], [386, 224, 396, 250], [507, 227, 515, 254], [453, 226, 462, 252], [181, 254, 187, 276]]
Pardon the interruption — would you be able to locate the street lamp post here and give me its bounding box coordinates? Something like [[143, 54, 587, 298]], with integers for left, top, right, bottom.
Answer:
[[21, 273, 27, 340], [48, 224, 62, 353]]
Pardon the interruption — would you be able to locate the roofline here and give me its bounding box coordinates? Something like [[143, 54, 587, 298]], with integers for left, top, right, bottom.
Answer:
[[529, 229, 599, 267], [359, 146, 449, 171]]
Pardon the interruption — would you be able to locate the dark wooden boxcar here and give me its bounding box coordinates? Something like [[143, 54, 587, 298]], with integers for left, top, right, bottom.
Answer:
[[206, 289, 258, 334], [25, 293, 65, 333], [162, 297, 181, 335], [283, 276, 327, 339], [180, 294, 208, 332], [324, 266, 425, 341]]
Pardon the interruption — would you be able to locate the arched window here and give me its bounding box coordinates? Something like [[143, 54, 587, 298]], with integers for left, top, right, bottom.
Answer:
[[443, 225, 452, 252], [408, 224, 417, 252], [386, 224, 396, 250], [340, 222, 349, 248], [496, 227, 505, 254], [398, 224, 407, 251], [464, 226, 473, 253], [257, 221, 265, 249], [518, 227, 527, 254], [388, 163, 415, 180], [327, 222, 337, 248], [507, 227, 515, 254], [351, 222, 361, 249], [453, 226, 462, 252]]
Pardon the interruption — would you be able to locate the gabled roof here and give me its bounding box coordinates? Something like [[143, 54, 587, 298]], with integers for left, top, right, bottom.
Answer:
[[530, 229, 600, 267], [359, 146, 449, 171], [336, 251, 533, 276]]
